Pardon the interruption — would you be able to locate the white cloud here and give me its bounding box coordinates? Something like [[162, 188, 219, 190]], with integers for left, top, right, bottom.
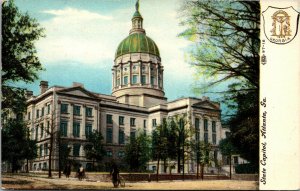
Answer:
[[36, 7, 128, 65], [36, 0, 194, 83], [42, 8, 113, 20]]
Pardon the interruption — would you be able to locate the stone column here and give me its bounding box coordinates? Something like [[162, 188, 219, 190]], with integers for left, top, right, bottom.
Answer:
[[81, 105, 86, 139], [128, 61, 132, 86], [69, 103, 73, 138], [148, 63, 151, 87], [139, 61, 142, 85], [156, 64, 159, 88], [120, 64, 123, 86]]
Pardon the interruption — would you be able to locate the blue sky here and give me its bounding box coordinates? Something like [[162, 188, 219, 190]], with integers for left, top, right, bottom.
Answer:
[[14, 0, 231, 108]]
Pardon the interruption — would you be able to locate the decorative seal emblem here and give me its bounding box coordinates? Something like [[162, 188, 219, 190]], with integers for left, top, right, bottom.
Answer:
[[262, 6, 299, 44]]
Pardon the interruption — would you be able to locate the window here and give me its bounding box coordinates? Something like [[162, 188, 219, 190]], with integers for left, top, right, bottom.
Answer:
[[35, 126, 39, 140], [234, 156, 238, 164], [196, 131, 200, 142], [119, 116, 124, 125], [214, 150, 218, 161], [212, 121, 216, 132], [60, 121, 68, 137], [212, 134, 216, 144], [85, 123, 92, 137], [132, 75, 138, 84], [86, 107, 93, 117], [141, 75, 146, 84], [118, 151, 125, 158], [46, 121, 50, 134], [40, 123, 44, 138], [152, 119, 157, 127], [61, 104, 68, 114], [124, 76, 128, 85], [119, 129, 125, 144], [143, 120, 147, 128], [44, 143, 48, 156], [36, 109, 40, 118], [106, 128, 113, 143], [28, 112, 31, 120], [204, 133, 208, 143], [130, 131, 136, 140], [204, 119, 208, 131], [195, 118, 200, 131], [47, 104, 51, 114], [73, 144, 80, 157], [73, 105, 81, 116], [130, 118, 136, 126], [106, 150, 112, 157], [73, 122, 80, 137], [41, 107, 44, 117], [40, 145, 43, 157], [31, 128, 34, 140], [107, 114, 113, 124], [151, 76, 155, 85]]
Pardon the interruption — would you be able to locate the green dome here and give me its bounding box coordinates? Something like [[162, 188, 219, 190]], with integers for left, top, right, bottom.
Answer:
[[115, 33, 160, 58]]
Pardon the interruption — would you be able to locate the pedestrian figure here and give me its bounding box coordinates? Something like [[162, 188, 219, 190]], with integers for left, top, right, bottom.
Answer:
[[110, 164, 120, 187], [77, 164, 85, 180], [63, 163, 71, 178]]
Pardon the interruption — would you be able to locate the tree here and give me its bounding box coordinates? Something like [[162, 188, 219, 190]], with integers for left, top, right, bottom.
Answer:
[[170, 115, 191, 177], [180, 0, 260, 168], [151, 123, 169, 181], [2, 118, 37, 173], [84, 130, 106, 171], [125, 130, 151, 172], [2, 0, 44, 115], [192, 141, 213, 180], [219, 138, 237, 179]]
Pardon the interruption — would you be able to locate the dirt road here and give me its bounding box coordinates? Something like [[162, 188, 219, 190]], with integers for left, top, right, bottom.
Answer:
[[2, 174, 258, 190]]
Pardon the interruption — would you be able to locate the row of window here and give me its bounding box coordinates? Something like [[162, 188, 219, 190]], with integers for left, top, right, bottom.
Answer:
[[38, 143, 48, 157], [61, 104, 93, 117], [195, 118, 217, 144], [60, 121, 93, 138], [106, 150, 125, 158], [116, 75, 158, 86], [106, 114, 148, 128], [106, 127, 135, 144], [28, 104, 51, 120], [33, 122, 50, 140], [195, 118, 217, 132]]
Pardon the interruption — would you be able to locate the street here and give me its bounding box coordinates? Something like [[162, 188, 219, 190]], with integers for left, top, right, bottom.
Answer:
[[2, 173, 258, 190]]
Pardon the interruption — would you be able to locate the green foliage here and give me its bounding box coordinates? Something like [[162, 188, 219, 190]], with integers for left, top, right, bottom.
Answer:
[[227, 91, 259, 167], [219, 138, 237, 156], [235, 163, 258, 174], [151, 122, 169, 162], [125, 130, 151, 172], [180, 1, 259, 90], [59, 143, 71, 170], [180, 0, 259, 169], [2, 118, 37, 172], [2, 0, 44, 114], [84, 130, 106, 164], [192, 141, 213, 166], [2, 0, 44, 84]]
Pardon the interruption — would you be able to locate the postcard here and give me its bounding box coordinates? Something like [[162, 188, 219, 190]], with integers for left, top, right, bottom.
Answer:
[[1, 0, 299, 190]]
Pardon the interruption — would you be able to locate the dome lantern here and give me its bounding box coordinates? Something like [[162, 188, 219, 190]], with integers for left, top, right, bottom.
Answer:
[[130, 0, 145, 35]]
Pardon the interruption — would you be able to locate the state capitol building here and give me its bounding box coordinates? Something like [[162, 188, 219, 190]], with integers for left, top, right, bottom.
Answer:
[[25, 2, 228, 173]]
